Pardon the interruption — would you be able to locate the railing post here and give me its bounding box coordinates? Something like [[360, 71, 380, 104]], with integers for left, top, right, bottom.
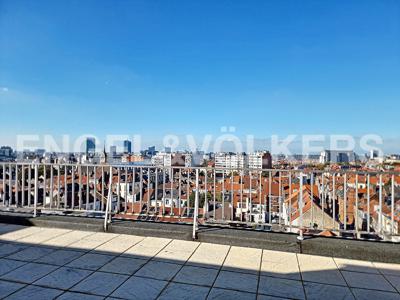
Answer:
[[15, 164, 18, 207], [298, 172, 304, 241], [379, 174, 383, 235], [192, 168, 199, 240], [9, 163, 12, 206], [104, 166, 113, 232], [2, 164, 5, 206], [33, 164, 38, 217], [392, 175, 395, 236]]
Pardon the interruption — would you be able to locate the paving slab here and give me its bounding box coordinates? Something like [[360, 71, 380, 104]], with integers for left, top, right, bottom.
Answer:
[[303, 281, 354, 300], [386, 275, 400, 293], [0, 226, 43, 241], [70, 271, 128, 296], [35, 249, 85, 266], [214, 270, 258, 293], [257, 295, 291, 300], [5, 284, 63, 300], [153, 239, 199, 264], [92, 234, 144, 255], [261, 249, 301, 280], [99, 256, 147, 275], [334, 258, 379, 274], [65, 232, 119, 251], [67, 239, 111, 252], [187, 242, 230, 269], [57, 292, 105, 300], [351, 288, 400, 300], [373, 262, 400, 277], [6, 246, 56, 262], [34, 267, 93, 289], [258, 276, 305, 300], [297, 253, 346, 286], [0, 242, 28, 257], [1, 262, 58, 284], [0, 224, 26, 234], [341, 270, 396, 292], [0, 258, 26, 276], [222, 246, 262, 274], [173, 265, 219, 286], [41, 230, 94, 247], [208, 287, 256, 300], [0, 280, 25, 298], [135, 260, 181, 281], [158, 282, 210, 300], [122, 237, 171, 259], [111, 276, 168, 300], [66, 253, 115, 271], [17, 228, 71, 244]]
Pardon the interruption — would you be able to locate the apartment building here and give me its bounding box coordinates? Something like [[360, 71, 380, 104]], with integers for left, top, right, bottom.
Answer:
[[215, 152, 272, 172], [248, 151, 272, 170], [319, 150, 356, 164], [121, 154, 144, 163], [151, 152, 172, 167], [215, 152, 248, 172], [0, 146, 15, 162]]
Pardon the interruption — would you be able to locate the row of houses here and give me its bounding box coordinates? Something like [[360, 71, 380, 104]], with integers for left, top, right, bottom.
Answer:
[[1, 166, 399, 240]]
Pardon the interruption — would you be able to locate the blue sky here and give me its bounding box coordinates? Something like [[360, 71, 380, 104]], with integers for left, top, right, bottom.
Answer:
[[0, 0, 399, 151]]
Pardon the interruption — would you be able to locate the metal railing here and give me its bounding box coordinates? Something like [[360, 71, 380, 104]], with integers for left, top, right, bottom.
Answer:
[[0, 162, 399, 242]]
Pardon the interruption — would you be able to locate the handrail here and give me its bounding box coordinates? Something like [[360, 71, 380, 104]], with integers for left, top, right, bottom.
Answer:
[[0, 162, 399, 242], [103, 166, 113, 231], [2, 162, 400, 176]]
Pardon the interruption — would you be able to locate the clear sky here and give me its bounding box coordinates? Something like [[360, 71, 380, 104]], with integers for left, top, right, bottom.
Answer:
[[0, 0, 399, 151]]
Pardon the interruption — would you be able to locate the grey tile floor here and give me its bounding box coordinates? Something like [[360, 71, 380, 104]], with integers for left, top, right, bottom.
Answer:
[[0, 224, 400, 300]]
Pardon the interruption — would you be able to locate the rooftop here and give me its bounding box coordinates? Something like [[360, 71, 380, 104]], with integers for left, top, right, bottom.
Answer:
[[1, 223, 400, 300]]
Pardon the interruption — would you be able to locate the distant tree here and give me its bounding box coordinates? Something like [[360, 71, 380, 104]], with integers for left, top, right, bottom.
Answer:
[[188, 191, 220, 207]]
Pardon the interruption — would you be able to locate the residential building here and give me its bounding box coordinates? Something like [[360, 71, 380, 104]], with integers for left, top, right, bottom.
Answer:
[[184, 153, 192, 167], [215, 152, 248, 172], [283, 185, 339, 232], [35, 149, 46, 157], [319, 150, 356, 164], [151, 152, 172, 167], [215, 152, 272, 172], [248, 151, 272, 170], [192, 150, 205, 166], [0, 146, 15, 161], [370, 150, 379, 159], [122, 154, 144, 163]]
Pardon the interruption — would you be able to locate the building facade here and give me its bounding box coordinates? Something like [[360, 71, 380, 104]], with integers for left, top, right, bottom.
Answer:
[[319, 150, 356, 164], [248, 151, 272, 170], [86, 138, 96, 155], [123, 140, 132, 154]]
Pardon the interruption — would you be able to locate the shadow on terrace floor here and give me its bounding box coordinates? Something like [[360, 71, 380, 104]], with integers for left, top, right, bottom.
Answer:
[[0, 224, 400, 300]]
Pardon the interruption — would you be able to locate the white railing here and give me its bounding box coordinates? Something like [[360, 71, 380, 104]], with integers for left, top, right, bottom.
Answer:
[[0, 162, 399, 242]]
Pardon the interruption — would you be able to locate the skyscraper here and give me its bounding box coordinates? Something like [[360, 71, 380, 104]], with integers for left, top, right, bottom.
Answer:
[[86, 137, 96, 155], [110, 145, 117, 157], [123, 140, 132, 154]]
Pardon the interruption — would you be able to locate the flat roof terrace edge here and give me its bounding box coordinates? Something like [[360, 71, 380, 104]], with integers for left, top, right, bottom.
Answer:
[[1, 212, 400, 264]]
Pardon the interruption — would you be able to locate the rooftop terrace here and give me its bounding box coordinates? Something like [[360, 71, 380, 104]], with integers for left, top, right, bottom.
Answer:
[[1, 223, 400, 300]]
